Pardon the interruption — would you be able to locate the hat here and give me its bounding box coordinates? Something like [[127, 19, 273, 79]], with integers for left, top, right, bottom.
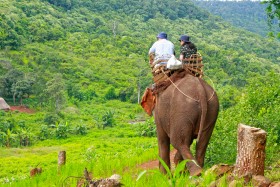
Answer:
[[179, 35, 190, 42], [157, 32, 167, 39]]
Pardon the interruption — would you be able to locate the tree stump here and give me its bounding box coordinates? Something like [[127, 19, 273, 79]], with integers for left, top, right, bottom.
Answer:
[[58, 151, 66, 166], [233, 124, 267, 177]]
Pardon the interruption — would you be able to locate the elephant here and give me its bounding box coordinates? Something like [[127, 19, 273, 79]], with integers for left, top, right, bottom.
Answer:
[[153, 70, 219, 176]]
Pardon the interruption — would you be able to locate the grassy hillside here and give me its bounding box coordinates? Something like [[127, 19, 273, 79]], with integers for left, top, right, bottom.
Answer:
[[0, 0, 280, 186]]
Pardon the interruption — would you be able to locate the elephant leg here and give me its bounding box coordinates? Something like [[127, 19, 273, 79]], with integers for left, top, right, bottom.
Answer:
[[156, 124, 170, 174], [172, 137, 202, 176], [196, 101, 219, 167], [174, 150, 183, 166], [195, 125, 215, 167], [176, 146, 202, 176]]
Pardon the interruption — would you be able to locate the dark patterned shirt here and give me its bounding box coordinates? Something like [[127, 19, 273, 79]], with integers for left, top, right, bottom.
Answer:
[[180, 42, 197, 59]]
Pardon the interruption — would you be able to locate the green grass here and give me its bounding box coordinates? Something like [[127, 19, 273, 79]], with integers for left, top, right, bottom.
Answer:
[[1, 100, 279, 186], [0, 123, 159, 186], [1, 123, 279, 186]]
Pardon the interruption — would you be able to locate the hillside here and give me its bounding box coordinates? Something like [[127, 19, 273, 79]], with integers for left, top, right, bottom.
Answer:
[[1, 0, 279, 104], [193, 0, 280, 37], [0, 0, 280, 186]]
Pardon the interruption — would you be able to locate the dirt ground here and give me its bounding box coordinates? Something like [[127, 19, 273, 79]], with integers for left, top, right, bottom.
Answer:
[[10, 106, 35, 114], [139, 149, 177, 170]]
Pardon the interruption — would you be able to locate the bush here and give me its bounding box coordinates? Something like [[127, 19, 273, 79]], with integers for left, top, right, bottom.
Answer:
[[39, 125, 52, 140], [44, 113, 60, 126], [136, 118, 156, 137], [100, 110, 115, 129], [73, 123, 87, 135], [55, 122, 69, 139], [105, 87, 117, 100]]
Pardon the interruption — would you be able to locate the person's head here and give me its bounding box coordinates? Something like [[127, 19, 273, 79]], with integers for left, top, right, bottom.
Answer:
[[157, 32, 168, 40], [179, 35, 190, 46]]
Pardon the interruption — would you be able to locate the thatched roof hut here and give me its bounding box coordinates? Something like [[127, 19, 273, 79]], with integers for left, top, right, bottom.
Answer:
[[0, 97, 10, 110]]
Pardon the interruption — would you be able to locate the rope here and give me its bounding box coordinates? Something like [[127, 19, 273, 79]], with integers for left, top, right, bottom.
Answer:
[[161, 69, 217, 103], [203, 74, 216, 102], [161, 69, 199, 102]]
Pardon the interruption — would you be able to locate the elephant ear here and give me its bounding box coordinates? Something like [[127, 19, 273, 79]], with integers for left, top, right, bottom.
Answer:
[[141, 88, 155, 116]]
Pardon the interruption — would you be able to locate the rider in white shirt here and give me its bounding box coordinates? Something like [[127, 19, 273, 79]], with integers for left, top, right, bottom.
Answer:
[[149, 32, 175, 67]]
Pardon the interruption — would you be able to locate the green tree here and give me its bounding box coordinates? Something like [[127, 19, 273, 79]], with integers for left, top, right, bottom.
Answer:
[[11, 79, 34, 105], [16, 127, 34, 146], [44, 74, 67, 112], [0, 69, 24, 98], [263, 0, 280, 37], [3, 129, 17, 148]]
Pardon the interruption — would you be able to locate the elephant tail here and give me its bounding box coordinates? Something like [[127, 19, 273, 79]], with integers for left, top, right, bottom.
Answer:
[[197, 78, 208, 142]]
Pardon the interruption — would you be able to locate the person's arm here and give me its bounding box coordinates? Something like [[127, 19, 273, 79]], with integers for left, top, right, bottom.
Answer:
[[149, 43, 156, 65], [179, 54, 184, 61], [179, 45, 184, 61], [149, 43, 156, 55]]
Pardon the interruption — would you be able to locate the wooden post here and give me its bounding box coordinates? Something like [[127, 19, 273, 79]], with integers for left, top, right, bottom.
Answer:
[[233, 124, 267, 177], [58, 151, 66, 167]]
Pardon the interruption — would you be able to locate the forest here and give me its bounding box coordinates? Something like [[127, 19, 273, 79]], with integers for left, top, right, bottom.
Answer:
[[193, 0, 280, 37], [0, 0, 279, 186]]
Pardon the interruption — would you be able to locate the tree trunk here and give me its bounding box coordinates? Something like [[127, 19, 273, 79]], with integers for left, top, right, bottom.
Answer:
[[58, 151, 66, 166], [13, 93, 16, 105], [233, 124, 267, 177]]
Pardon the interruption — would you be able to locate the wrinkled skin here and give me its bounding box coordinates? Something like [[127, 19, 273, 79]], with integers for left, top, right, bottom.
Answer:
[[154, 73, 219, 176]]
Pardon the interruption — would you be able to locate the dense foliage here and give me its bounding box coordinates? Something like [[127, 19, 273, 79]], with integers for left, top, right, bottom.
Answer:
[[193, 0, 280, 37], [262, 0, 280, 37], [0, 0, 279, 185]]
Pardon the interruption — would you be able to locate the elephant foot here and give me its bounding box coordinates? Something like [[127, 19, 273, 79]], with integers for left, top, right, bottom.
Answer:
[[186, 160, 202, 176]]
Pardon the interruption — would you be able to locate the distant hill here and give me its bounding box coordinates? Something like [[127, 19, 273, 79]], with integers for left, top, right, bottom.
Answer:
[[193, 0, 280, 37], [0, 0, 279, 109]]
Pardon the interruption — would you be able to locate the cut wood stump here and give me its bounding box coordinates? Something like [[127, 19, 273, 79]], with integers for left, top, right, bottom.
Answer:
[[58, 150, 66, 166], [233, 124, 267, 177], [30, 167, 42, 177]]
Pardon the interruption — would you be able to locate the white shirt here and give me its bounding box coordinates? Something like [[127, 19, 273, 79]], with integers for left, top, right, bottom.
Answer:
[[149, 39, 175, 61]]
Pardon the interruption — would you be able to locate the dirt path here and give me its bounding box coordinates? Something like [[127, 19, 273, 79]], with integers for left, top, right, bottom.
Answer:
[[10, 106, 35, 113], [139, 149, 177, 170]]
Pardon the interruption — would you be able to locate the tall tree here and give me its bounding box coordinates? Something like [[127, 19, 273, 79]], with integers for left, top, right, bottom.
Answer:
[[44, 74, 67, 112], [11, 79, 34, 105], [263, 0, 280, 37], [0, 69, 24, 98]]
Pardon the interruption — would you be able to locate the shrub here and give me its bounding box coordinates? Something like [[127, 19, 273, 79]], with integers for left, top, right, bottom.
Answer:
[[55, 122, 69, 139], [44, 113, 60, 126], [136, 118, 156, 137], [73, 123, 87, 135], [105, 87, 117, 100], [100, 110, 115, 129], [39, 125, 52, 140]]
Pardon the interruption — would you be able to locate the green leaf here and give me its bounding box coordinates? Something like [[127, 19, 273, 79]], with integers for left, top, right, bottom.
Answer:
[[136, 170, 147, 181]]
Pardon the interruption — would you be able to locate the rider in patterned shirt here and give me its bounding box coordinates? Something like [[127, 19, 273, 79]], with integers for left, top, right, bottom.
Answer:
[[179, 35, 197, 62]]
